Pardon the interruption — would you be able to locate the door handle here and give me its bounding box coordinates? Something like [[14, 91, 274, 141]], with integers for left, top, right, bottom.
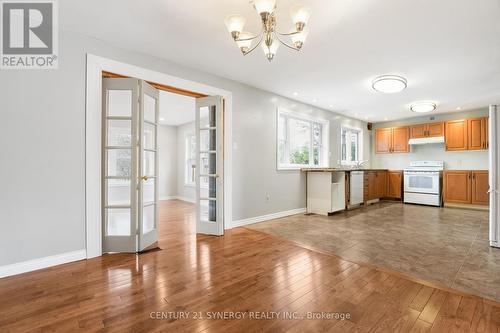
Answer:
[[141, 176, 149, 181]]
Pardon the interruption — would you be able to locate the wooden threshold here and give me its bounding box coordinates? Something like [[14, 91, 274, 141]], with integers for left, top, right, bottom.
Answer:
[[102, 71, 207, 98]]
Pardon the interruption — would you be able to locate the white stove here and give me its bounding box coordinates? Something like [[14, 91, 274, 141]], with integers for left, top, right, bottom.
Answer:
[[404, 161, 444, 206]]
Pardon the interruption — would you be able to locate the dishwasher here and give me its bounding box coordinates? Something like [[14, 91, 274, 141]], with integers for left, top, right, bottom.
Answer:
[[349, 171, 364, 206]]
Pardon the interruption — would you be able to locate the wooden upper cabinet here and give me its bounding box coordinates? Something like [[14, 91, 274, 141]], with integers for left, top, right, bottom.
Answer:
[[427, 122, 445, 137], [392, 127, 410, 153], [410, 122, 444, 139], [444, 171, 471, 204], [471, 171, 489, 205], [386, 171, 402, 199], [445, 119, 468, 151], [468, 118, 488, 150], [375, 128, 392, 154], [410, 124, 427, 139]]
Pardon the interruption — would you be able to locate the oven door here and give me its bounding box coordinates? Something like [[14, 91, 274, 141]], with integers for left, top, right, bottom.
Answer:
[[404, 172, 440, 194]]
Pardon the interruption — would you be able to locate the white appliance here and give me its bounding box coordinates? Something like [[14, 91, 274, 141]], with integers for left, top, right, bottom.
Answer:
[[404, 161, 444, 206], [408, 136, 445, 145], [349, 171, 364, 206]]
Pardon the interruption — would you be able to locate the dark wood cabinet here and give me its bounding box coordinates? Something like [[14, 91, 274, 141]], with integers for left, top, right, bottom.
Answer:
[[444, 170, 489, 206], [364, 171, 388, 201], [375, 127, 409, 154], [386, 171, 403, 199]]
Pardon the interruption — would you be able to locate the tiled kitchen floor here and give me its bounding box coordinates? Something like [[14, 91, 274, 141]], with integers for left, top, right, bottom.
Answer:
[[247, 201, 500, 302]]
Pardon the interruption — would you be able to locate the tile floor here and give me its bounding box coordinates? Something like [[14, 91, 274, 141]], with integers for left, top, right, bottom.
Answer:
[[247, 201, 500, 302]]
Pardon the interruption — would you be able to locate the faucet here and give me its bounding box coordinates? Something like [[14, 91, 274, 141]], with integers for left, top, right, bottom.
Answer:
[[353, 160, 369, 169]]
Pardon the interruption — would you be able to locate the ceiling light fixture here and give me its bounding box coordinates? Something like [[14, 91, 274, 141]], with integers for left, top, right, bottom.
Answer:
[[225, 0, 311, 62], [372, 75, 407, 94], [410, 101, 437, 113]]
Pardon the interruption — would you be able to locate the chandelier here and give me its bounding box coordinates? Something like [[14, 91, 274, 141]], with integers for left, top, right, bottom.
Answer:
[[224, 0, 311, 62]]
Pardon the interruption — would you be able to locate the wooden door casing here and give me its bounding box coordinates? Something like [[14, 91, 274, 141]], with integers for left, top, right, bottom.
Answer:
[[443, 171, 471, 204], [471, 171, 489, 205]]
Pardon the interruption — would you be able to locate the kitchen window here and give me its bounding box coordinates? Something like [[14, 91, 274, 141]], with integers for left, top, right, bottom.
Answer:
[[341, 125, 363, 165], [277, 109, 329, 170]]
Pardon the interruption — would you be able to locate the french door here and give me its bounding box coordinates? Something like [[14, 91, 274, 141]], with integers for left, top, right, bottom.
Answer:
[[102, 78, 159, 253], [196, 96, 224, 235]]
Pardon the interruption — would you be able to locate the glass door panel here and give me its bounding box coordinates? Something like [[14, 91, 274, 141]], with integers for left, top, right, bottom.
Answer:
[[196, 97, 224, 235], [102, 78, 139, 253], [138, 81, 159, 251]]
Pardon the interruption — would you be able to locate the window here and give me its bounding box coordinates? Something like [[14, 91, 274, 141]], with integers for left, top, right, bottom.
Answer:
[[277, 109, 329, 170], [341, 126, 362, 165], [185, 134, 196, 186]]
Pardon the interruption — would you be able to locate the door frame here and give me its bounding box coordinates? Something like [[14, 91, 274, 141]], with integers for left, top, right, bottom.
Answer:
[[85, 54, 233, 259]]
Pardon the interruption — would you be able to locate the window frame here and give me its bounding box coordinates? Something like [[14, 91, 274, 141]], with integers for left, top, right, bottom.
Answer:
[[276, 108, 330, 171], [340, 125, 363, 166], [184, 133, 196, 187]]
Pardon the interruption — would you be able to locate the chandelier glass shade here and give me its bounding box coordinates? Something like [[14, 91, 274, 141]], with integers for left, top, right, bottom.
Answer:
[[225, 0, 311, 62]]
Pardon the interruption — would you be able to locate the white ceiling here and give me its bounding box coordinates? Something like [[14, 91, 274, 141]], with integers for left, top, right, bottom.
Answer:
[[159, 91, 195, 126], [61, 0, 500, 122]]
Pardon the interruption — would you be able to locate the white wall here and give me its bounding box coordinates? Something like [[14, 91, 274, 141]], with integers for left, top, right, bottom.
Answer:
[[0, 29, 368, 266], [176, 122, 196, 203], [371, 109, 489, 170], [158, 125, 177, 199]]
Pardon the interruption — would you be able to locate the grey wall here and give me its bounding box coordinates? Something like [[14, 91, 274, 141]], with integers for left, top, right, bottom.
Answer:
[[176, 122, 196, 203], [371, 109, 489, 170], [158, 125, 177, 199], [0, 29, 368, 266]]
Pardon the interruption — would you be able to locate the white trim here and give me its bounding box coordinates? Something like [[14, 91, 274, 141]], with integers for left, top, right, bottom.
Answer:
[[276, 108, 330, 171], [230, 208, 306, 228], [0, 250, 86, 278], [160, 196, 178, 201], [340, 125, 363, 166], [85, 54, 233, 258]]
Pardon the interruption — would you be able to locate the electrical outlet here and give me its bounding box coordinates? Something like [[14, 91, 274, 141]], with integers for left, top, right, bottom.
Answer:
[[266, 194, 271, 202]]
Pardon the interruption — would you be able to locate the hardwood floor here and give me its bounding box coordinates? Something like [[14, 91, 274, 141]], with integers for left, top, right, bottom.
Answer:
[[1, 200, 500, 332]]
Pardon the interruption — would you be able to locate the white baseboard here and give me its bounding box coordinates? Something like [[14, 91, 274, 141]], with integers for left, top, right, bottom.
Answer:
[[230, 208, 306, 229], [160, 196, 196, 203], [0, 249, 86, 279]]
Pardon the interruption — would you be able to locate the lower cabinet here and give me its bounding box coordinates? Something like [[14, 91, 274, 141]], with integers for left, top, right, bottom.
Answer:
[[443, 170, 489, 206], [364, 171, 391, 201], [386, 171, 403, 199]]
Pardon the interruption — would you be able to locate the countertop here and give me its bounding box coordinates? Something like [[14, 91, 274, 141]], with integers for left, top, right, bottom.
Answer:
[[301, 168, 390, 172]]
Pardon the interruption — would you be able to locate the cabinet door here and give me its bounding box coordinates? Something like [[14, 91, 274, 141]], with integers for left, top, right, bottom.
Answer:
[[375, 128, 392, 154], [392, 127, 410, 153], [468, 118, 485, 150], [410, 124, 427, 139], [444, 171, 471, 204], [368, 172, 378, 200], [445, 120, 468, 151], [376, 171, 387, 198], [485, 117, 489, 149], [427, 122, 444, 137], [471, 171, 489, 205], [387, 171, 402, 199]]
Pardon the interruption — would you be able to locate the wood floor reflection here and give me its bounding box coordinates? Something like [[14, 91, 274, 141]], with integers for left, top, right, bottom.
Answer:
[[1, 200, 499, 332]]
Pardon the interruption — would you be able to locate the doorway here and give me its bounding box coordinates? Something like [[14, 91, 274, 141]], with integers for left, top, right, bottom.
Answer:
[[85, 54, 233, 258]]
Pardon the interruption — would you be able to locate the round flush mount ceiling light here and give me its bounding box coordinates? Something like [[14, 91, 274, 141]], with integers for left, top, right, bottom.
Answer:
[[372, 75, 407, 94], [410, 101, 437, 113]]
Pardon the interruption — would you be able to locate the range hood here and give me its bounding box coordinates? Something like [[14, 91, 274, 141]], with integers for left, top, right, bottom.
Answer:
[[408, 136, 445, 145]]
